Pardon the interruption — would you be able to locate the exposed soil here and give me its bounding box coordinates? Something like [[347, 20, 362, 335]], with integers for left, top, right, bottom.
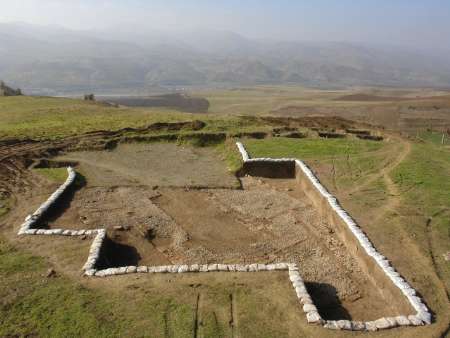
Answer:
[[271, 98, 450, 134], [56, 143, 239, 188]]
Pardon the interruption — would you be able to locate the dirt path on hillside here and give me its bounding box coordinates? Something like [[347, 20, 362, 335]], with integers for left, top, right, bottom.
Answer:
[[342, 136, 450, 330], [345, 137, 411, 197]]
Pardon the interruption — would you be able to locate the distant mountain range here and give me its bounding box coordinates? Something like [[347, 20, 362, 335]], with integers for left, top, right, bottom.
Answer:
[[1, 22, 450, 94]]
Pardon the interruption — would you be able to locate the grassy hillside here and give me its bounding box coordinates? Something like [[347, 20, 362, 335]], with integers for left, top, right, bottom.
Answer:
[[0, 96, 269, 141], [0, 96, 190, 140], [392, 141, 450, 291]]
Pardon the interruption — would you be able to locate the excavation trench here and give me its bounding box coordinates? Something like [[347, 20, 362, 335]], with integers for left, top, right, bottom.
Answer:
[[15, 142, 414, 322]]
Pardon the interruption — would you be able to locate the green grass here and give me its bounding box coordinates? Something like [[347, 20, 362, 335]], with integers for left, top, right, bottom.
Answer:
[[391, 142, 450, 291], [0, 96, 269, 141], [33, 168, 87, 188], [393, 143, 450, 214], [0, 238, 115, 337], [216, 139, 244, 173], [0, 236, 308, 337], [418, 130, 450, 146], [33, 168, 69, 183], [242, 137, 383, 159], [0, 237, 197, 337], [0, 96, 193, 140]]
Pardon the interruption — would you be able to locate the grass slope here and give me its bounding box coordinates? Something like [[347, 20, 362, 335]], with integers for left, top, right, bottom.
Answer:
[[0, 96, 268, 141], [392, 142, 450, 292], [243, 137, 383, 159]]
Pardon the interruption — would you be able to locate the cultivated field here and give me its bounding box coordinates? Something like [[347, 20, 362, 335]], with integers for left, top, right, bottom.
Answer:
[[195, 86, 450, 135], [0, 89, 449, 337]]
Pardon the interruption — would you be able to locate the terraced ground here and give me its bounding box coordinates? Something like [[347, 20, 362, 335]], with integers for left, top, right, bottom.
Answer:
[[0, 93, 449, 338]]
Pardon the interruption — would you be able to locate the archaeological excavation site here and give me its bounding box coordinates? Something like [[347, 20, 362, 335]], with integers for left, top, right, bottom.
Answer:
[[4, 137, 431, 333]]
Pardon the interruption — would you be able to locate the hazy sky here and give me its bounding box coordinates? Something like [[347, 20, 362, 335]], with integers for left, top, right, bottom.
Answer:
[[1, 0, 449, 48]]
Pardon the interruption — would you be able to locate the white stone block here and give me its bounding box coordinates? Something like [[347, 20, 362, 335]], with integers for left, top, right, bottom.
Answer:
[[323, 321, 339, 330], [247, 264, 258, 272], [287, 263, 298, 271], [401, 287, 416, 297], [300, 295, 313, 305], [395, 315, 411, 326], [265, 264, 276, 271], [293, 280, 304, 288], [306, 311, 322, 324], [302, 304, 317, 313], [364, 321, 378, 331], [126, 266, 137, 274], [85, 269, 96, 276], [374, 317, 392, 329], [416, 311, 431, 325], [235, 264, 248, 272], [167, 265, 179, 273], [207, 264, 218, 272], [217, 264, 228, 271], [227, 264, 236, 272], [154, 266, 168, 273], [385, 317, 398, 327], [289, 272, 302, 283], [408, 315, 423, 326], [256, 264, 267, 271], [336, 320, 352, 330], [178, 265, 189, 273], [94, 270, 106, 277], [137, 266, 148, 273], [274, 263, 288, 270], [189, 264, 200, 272], [351, 321, 366, 331]]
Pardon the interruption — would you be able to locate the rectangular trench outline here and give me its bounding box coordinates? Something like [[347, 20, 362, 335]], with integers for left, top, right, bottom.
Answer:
[[14, 142, 431, 331]]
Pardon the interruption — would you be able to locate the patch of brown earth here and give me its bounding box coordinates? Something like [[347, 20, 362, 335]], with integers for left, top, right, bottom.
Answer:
[[32, 171, 410, 321], [56, 143, 239, 188]]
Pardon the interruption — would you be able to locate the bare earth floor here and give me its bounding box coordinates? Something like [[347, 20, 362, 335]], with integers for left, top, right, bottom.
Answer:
[[57, 143, 239, 188]]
